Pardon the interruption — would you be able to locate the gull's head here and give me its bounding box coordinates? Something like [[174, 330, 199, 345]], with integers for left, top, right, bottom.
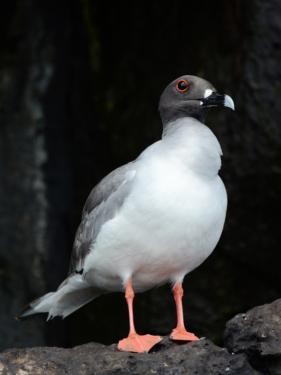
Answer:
[[159, 75, 235, 125]]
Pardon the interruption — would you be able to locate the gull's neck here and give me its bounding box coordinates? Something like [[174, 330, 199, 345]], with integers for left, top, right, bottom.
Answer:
[[161, 117, 223, 177]]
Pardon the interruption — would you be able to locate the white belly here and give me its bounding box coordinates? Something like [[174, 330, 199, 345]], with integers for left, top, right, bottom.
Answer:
[[84, 160, 227, 292]]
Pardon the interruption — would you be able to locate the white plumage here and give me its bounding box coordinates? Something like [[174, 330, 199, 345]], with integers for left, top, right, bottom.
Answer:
[[22, 118, 227, 319], [20, 75, 232, 347], [84, 119, 227, 292]]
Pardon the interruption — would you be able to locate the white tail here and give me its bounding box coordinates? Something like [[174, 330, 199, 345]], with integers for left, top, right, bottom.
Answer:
[[20, 274, 102, 320]]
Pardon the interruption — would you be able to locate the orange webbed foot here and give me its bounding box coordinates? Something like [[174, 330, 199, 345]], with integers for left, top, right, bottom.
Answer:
[[118, 333, 162, 353], [170, 327, 199, 341]]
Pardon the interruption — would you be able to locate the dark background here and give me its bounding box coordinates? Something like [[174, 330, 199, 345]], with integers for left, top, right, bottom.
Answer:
[[0, 0, 281, 350]]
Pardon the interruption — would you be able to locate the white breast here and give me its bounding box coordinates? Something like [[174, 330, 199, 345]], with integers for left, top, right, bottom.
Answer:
[[84, 119, 227, 292]]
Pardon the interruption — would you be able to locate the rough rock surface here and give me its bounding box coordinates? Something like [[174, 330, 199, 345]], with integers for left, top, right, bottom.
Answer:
[[225, 298, 281, 374], [3, 298, 281, 374], [0, 338, 258, 375]]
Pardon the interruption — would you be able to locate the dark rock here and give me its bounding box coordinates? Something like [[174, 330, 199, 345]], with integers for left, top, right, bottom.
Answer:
[[0, 338, 258, 375], [0, 0, 101, 350], [0, 1, 54, 349], [224, 298, 281, 374]]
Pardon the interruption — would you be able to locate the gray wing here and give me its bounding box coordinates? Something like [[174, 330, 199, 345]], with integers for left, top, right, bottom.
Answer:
[[69, 162, 136, 273]]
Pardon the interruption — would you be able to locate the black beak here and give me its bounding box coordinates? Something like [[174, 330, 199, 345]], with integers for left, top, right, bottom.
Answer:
[[201, 92, 235, 110]]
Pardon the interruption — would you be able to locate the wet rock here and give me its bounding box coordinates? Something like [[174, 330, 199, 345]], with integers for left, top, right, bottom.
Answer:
[[224, 298, 281, 374], [0, 337, 258, 375]]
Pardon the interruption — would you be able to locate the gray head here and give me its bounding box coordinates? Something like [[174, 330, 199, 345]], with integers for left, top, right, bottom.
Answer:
[[159, 75, 234, 125]]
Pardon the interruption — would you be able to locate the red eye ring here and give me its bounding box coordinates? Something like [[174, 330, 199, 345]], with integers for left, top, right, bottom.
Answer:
[[176, 79, 190, 93]]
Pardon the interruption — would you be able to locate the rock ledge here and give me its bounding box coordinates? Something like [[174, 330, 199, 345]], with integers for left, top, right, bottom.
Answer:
[[0, 337, 256, 375], [2, 298, 281, 374]]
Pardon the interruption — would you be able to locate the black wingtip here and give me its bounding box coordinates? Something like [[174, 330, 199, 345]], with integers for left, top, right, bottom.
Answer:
[[16, 314, 28, 321], [16, 303, 33, 321]]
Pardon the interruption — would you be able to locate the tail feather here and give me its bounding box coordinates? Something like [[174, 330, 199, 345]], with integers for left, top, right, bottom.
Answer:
[[19, 274, 102, 320]]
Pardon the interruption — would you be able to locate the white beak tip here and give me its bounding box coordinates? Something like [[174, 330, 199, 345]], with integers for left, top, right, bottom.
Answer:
[[224, 94, 235, 111]]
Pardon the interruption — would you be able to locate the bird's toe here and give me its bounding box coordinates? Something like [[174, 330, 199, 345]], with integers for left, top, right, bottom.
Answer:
[[170, 327, 199, 342], [117, 333, 162, 353]]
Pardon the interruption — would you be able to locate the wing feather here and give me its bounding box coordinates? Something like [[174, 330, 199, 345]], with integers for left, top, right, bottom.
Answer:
[[69, 162, 136, 273]]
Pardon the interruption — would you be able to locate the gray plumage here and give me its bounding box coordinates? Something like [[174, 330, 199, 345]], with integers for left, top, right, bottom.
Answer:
[[159, 75, 214, 124], [70, 162, 136, 273], [20, 162, 137, 319]]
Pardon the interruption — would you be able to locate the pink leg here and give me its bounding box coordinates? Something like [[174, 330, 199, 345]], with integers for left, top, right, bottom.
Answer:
[[170, 282, 199, 341], [118, 279, 162, 353]]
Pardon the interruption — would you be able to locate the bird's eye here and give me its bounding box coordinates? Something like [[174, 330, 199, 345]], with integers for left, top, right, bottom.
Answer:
[[176, 79, 190, 93]]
